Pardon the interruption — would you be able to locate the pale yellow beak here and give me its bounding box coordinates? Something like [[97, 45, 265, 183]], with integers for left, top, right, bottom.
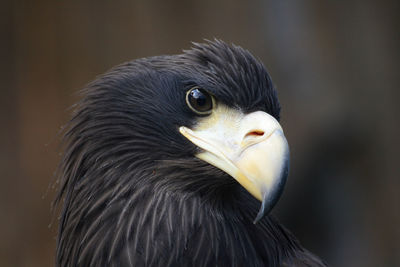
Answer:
[[179, 104, 289, 223]]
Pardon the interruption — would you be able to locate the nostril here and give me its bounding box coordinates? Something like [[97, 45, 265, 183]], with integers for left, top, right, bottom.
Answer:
[[244, 130, 265, 138]]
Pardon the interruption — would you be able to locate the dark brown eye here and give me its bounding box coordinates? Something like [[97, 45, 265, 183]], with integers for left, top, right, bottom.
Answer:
[[186, 87, 214, 115]]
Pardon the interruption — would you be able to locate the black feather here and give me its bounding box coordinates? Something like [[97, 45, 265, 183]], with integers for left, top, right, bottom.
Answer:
[[54, 40, 326, 266]]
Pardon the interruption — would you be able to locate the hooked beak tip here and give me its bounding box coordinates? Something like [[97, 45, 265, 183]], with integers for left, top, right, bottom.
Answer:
[[253, 156, 289, 224]]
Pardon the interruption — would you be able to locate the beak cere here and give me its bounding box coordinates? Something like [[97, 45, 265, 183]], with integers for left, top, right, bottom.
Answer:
[[180, 104, 289, 223]]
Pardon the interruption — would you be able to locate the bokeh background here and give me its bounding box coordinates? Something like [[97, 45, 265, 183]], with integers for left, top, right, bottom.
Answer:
[[1, 0, 398, 266]]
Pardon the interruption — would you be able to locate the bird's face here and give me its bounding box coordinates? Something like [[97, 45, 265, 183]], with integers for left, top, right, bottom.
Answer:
[[157, 41, 289, 222], [60, 40, 289, 223], [179, 90, 289, 222]]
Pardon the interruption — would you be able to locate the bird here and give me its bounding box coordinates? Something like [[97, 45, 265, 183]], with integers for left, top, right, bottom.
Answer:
[[54, 40, 326, 267]]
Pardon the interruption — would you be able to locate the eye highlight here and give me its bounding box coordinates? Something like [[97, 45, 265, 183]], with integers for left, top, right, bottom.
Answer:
[[186, 87, 214, 115]]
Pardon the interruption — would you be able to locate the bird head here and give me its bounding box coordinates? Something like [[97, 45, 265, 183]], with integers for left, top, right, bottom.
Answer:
[[58, 40, 289, 226]]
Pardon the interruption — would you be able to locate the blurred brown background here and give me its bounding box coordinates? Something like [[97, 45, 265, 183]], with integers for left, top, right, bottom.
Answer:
[[1, 0, 399, 266]]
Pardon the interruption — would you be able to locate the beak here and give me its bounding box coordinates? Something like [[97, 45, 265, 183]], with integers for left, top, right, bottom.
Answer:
[[180, 104, 289, 223]]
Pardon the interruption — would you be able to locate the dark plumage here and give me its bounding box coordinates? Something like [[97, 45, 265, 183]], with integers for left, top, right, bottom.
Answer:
[[54, 40, 326, 266]]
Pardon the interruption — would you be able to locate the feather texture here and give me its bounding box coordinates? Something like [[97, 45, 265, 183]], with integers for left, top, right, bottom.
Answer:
[[54, 40, 326, 266]]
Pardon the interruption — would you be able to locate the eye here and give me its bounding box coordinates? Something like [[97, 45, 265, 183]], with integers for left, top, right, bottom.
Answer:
[[186, 87, 214, 115]]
